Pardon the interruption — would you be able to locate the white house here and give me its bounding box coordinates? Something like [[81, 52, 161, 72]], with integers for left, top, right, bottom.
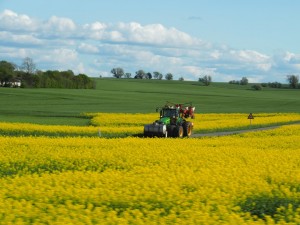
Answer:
[[0, 79, 21, 87]]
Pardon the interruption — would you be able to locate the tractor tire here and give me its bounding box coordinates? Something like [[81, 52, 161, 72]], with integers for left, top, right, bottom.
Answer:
[[174, 125, 184, 138], [183, 122, 193, 137]]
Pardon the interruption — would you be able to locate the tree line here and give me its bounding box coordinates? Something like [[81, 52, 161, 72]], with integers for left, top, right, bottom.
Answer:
[[2, 59, 298, 90], [111, 67, 213, 85], [0, 58, 95, 89], [110, 67, 174, 80], [229, 75, 299, 90], [111, 67, 300, 90]]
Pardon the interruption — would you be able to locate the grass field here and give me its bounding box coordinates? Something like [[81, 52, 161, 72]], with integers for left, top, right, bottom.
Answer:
[[0, 78, 299, 125]]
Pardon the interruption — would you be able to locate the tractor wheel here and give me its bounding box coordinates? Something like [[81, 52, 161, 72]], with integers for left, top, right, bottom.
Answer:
[[174, 125, 184, 138], [183, 122, 193, 137]]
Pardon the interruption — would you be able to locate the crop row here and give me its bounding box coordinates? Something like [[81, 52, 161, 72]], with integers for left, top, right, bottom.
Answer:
[[0, 124, 300, 224]]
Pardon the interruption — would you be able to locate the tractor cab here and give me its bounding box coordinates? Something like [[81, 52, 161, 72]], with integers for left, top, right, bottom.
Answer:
[[160, 108, 179, 118]]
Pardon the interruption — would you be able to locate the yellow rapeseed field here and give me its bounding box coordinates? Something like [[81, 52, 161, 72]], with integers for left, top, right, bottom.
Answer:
[[1, 113, 300, 137], [0, 122, 99, 137], [0, 121, 300, 224], [90, 112, 300, 135]]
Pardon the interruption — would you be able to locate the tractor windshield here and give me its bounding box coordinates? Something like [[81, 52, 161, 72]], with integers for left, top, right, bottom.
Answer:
[[162, 108, 178, 118]]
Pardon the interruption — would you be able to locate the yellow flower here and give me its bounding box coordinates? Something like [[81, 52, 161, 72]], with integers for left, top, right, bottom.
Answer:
[[0, 122, 300, 224]]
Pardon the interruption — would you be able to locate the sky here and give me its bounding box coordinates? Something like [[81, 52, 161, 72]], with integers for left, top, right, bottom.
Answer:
[[1, 0, 300, 83]]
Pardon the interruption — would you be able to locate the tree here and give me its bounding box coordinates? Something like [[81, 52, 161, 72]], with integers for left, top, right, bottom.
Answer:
[[74, 74, 94, 89], [199, 75, 212, 86], [0, 61, 16, 86], [111, 67, 124, 78], [262, 82, 282, 88], [21, 57, 36, 75], [135, 70, 146, 79], [179, 76, 184, 81], [229, 80, 240, 84], [240, 77, 248, 85], [252, 84, 262, 91], [165, 73, 173, 80], [61, 70, 74, 79], [146, 72, 152, 79], [287, 75, 299, 88], [153, 71, 163, 80], [124, 73, 131, 78]]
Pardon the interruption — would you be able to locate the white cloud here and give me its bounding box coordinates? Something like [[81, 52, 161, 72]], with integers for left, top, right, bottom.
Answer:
[[78, 43, 99, 54], [0, 9, 38, 31], [47, 16, 76, 31], [1, 9, 300, 82], [109, 30, 125, 42], [76, 63, 85, 74], [282, 51, 300, 64], [0, 31, 43, 46], [0, 46, 37, 59], [81, 21, 206, 47], [115, 22, 203, 47], [210, 50, 222, 60], [90, 22, 107, 31], [41, 48, 78, 64], [273, 51, 300, 72], [183, 66, 217, 79], [42, 16, 77, 37], [227, 50, 270, 66], [83, 22, 106, 40]]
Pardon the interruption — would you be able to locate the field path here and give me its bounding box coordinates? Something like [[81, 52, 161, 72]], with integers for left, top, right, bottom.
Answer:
[[192, 121, 300, 138]]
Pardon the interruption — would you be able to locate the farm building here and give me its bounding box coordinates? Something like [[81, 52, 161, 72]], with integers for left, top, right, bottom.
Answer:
[[0, 79, 21, 87]]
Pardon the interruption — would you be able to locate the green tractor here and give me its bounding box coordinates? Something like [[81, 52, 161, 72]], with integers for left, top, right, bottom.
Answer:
[[144, 102, 195, 138]]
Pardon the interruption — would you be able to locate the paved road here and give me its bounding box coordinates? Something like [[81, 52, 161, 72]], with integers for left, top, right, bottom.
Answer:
[[191, 122, 300, 138]]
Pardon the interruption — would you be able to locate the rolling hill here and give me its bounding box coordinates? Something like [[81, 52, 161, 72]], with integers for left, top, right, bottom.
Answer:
[[0, 78, 299, 125]]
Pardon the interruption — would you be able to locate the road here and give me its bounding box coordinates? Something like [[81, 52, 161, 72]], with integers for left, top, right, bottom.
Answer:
[[191, 122, 300, 138]]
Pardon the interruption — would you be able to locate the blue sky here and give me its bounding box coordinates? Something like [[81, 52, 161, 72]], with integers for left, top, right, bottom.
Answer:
[[1, 0, 300, 82]]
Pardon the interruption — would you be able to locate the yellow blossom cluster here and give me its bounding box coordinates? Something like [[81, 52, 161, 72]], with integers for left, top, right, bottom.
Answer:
[[0, 124, 300, 224], [86, 112, 158, 127], [0, 122, 99, 137]]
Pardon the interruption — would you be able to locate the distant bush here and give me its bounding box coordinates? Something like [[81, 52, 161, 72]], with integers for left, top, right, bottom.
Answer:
[[240, 77, 248, 85], [261, 83, 268, 87], [229, 77, 248, 85], [268, 82, 282, 88], [229, 80, 240, 84], [261, 82, 282, 88], [252, 84, 263, 91], [199, 75, 212, 86]]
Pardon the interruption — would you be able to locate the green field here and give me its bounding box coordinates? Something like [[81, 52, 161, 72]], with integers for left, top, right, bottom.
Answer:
[[0, 78, 299, 125]]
